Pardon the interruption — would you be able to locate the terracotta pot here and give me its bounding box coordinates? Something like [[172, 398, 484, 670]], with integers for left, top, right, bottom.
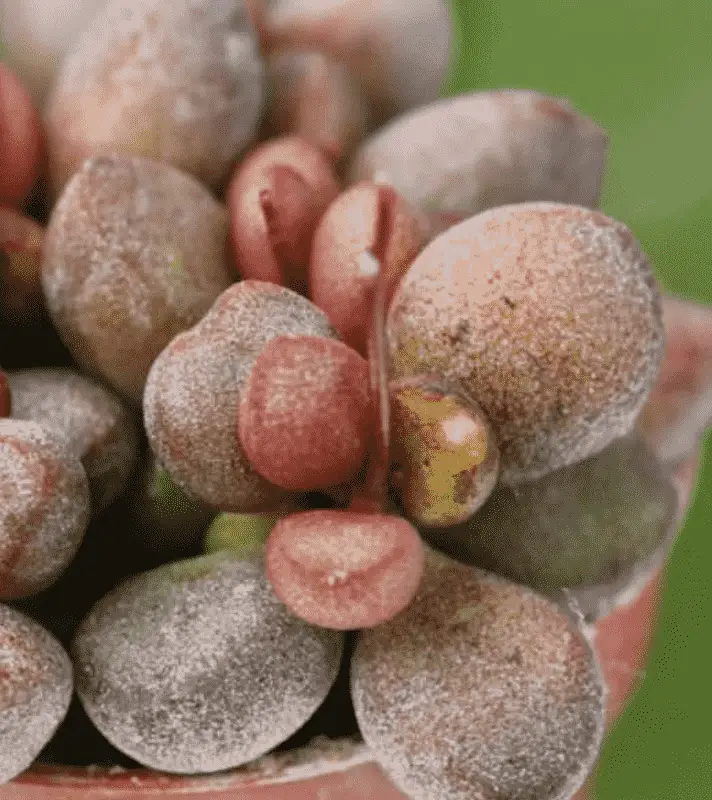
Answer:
[[4, 452, 698, 800]]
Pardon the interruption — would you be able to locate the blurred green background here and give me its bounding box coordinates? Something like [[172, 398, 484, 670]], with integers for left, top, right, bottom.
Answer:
[[446, 1, 712, 797]]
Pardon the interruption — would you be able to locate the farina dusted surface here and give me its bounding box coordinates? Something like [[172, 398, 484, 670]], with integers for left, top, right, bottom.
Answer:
[[71, 552, 344, 774], [41, 155, 234, 403], [352, 551, 605, 800], [0, 419, 90, 599], [387, 202, 664, 484], [44, 0, 265, 193], [0, 605, 73, 783], [143, 281, 338, 511], [8, 368, 139, 514]]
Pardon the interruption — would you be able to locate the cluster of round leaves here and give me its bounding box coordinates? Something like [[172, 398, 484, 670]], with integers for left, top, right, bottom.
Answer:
[[0, 0, 704, 798]]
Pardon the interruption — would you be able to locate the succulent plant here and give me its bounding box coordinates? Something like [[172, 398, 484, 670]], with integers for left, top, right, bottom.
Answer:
[[309, 181, 425, 354], [0, 604, 73, 783], [239, 334, 371, 490], [143, 280, 338, 510], [387, 202, 664, 484], [1, 11, 711, 797], [425, 434, 679, 621], [266, 509, 425, 630], [0, 418, 90, 599], [8, 368, 140, 514], [72, 551, 344, 773], [42, 155, 235, 403], [44, 0, 266, 194], [227, 135, 340, 292], [389, 374, 500, 528], [351, 549, 605, 800], [346, 89, 608, 217]]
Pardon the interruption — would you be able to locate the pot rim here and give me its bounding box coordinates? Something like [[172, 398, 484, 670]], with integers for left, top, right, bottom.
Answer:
[[16, 738, 372, 790]]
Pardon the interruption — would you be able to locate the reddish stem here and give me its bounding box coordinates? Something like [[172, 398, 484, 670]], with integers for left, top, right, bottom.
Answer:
[[349, 186, 395, 512]]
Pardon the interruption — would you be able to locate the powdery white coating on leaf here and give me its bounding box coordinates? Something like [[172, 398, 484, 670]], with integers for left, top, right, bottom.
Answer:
[[639, 294, 712, 465], [265, 0, 451, 119], [264, 52, 372, 160], [387, 202, 665, 484], [239, 336, 371, 490], [427, 434, 678, 621], [0, 605, 73, 784], [8, 368, 140, 514], [351, 551, 605, 800], [144, 331, 281, 512], [71, 552, 344, 774], [347, 90, 608, 215], [45, 0, 265, 192], [41, 155, 234, 403], [0, 419, 90, 600], [143, 281, 338, 510], [265, 510, 425, 629]]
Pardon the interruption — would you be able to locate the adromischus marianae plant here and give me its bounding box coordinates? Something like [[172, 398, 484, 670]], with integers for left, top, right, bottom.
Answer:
[[227, 136, 340, 292], [41, 155, 234, 403], [237, 249, 427, 632], [387, 202, 665, 484], [347, 89, 608, 217], [262, 51, 372, 161], [1, 6, 707, 794], [389, 374, 500, 528], [426, 433, 679, 621], [265, 509, 425, 630], [238, 335, 372, 490], [137, 187, 667, 795], [351, 549, 605, 800], [7, 368, 140, 515], [71, 551, 345, 773], [0, 419, 90, 600], [247, 0, 452, 122], [143, 281, 338, 511], [0, 605, 73, 783], [308, 181, 425, 354], [44, 0, 265, 195]]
